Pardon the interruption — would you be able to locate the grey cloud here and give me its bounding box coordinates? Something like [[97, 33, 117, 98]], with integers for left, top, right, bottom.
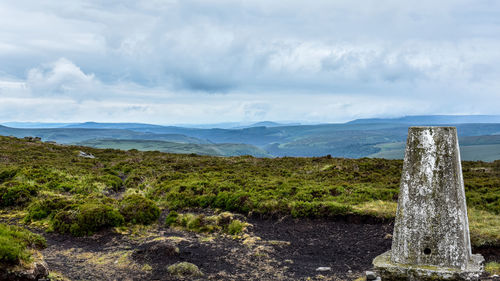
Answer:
[[0, 0, 500, 122]]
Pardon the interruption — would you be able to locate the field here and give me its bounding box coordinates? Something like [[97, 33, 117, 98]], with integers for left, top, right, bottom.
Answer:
[[0, 135, 499, 280]]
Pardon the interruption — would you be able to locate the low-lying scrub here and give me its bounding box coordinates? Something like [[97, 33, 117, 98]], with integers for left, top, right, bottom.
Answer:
[[51, 201, 124, 236], [0, 181, 38, 207], [119, 194, 160, 225], [24, 194, 75, 222], [165, 211, 248, 235], [0, 223, 46, 264], [0, 136, 498, 245]]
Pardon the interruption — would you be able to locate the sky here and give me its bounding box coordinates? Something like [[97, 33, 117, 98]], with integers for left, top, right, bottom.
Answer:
[[0, 0, 499, 124]]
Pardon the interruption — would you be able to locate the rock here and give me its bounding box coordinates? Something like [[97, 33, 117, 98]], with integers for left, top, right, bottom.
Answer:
[[315, 267, 331, 272], [0, 259, 49, 281], [132, 240, 179, 264], [366, 270, 377, 280], [78, 151, 95, 159]]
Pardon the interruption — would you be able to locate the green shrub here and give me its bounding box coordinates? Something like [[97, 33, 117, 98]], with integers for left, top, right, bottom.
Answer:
[[226, 219, 246, 235], [0, 182, 38, 207], [0, 168, 17, 183], [166, 212, 246, 235], [52, 202, 124, 236], [119, 194, 160, 225], [25, 196, 74, 222], [165, 211, 179, 226], [0, 223, 46, 264], [101, 175, 123, 192]]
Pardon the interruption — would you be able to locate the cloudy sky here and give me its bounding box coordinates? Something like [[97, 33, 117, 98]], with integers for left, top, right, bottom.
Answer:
[[1, 0, 499, 124]]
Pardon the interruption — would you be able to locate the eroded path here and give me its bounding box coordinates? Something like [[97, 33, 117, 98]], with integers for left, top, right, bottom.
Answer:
[[40, 217, 394, 281]]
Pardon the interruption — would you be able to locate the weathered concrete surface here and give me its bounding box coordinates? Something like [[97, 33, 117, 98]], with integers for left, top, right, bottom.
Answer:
[[374, 251, 483, 281], [373, 127, 484, 280]]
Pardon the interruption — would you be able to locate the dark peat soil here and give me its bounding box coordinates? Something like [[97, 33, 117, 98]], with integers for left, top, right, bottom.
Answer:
[[35, 217, 500, 281]]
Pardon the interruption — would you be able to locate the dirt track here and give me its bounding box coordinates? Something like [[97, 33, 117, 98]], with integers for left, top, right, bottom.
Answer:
[[1, 212, 498, 281], [14, 216, 493, 281]]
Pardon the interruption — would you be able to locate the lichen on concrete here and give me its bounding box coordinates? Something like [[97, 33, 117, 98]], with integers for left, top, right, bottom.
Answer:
[[374, 127, 484, 280]]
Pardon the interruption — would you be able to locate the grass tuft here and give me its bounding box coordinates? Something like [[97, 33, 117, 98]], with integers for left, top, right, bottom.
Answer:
[[167, 262, 203, 277], [0, 223, 46, 264]]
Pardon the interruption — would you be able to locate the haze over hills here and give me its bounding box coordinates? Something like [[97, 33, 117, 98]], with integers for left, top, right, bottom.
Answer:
[[348, 115, 500, 125], [1, 115, 500, 161]]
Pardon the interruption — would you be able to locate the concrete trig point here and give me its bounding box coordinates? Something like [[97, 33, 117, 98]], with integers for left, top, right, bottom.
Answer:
[[373, 127, 484, 280]]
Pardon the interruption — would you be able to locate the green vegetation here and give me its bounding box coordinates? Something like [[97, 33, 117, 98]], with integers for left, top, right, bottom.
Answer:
[[485, 262, 500, 275], [51, 201, 124, 236], [165, 211, 247, 235], [0, 223, 46, 264], [0, 181, 38, 207], [167, 261, 203, 277], [119, 194, 160, 225], [0, 135, 499, 246]]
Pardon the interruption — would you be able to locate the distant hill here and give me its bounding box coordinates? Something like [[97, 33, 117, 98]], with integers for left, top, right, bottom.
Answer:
[[1, 122, 74, 128], [368, 135, 500, 161], [348, 115, 500, 125], [0, 125, 210, 144], [63, 122, 166, 130], [232, 121, 301, 129], [77, 139, 271, 157], [2, 116, 500, 161]]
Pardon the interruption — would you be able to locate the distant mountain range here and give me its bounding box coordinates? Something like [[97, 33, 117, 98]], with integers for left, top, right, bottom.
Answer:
[[347, 115, 500, 125], [2, 115, 500, 161]]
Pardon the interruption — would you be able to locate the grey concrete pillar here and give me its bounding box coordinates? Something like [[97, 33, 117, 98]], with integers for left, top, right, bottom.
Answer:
[[392, 127, 471, 269], [373, 127, 484, 280]]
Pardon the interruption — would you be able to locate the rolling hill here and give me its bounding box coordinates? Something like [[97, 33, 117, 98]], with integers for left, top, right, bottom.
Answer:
[[76, 139, 271, 157], [2, 115, 500, 161]]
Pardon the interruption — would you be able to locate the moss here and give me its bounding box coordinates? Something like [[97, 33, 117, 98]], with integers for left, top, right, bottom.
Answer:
[[167, 262, 203, 277], [119, 194, 160, 225]]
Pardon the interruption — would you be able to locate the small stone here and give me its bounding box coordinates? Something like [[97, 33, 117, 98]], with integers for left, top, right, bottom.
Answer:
[[374, 277, 381, 281], [78, 151, 95, 158], [315, 267, 331, 272], [366, 270, 377, 280]]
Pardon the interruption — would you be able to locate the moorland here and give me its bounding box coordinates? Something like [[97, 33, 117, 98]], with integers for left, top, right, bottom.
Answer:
[[0, 135, 499, 280]]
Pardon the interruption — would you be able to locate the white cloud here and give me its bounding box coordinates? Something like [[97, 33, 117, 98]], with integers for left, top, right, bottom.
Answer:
[[0, 0, 499, 123], [26, 58, 98, 98]]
